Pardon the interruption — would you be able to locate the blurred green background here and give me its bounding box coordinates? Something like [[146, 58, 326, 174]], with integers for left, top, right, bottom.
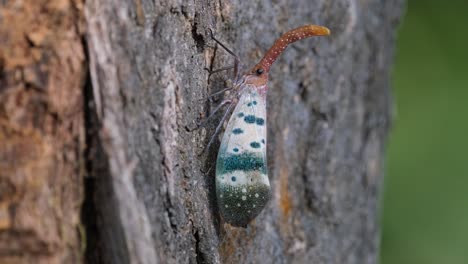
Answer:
[[381, 0, 468, 263]]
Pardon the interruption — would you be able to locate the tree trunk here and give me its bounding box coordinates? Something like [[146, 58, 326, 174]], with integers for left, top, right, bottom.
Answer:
[[1, 0, 404, 263], [0, 0, 86, 263]]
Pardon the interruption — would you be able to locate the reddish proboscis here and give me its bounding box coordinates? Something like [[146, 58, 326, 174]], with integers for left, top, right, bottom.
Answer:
[[250, 25, 330, 76]]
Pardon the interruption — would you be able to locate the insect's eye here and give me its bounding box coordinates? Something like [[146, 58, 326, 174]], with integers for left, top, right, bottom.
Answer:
[[256, 68, 264, 75]]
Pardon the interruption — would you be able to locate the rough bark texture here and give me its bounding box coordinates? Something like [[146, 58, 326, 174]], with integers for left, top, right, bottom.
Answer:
[[1, 0, 403, 263], [0, 0, 86, 263]]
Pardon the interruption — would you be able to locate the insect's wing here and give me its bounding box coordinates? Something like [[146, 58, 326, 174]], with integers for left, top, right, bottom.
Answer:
[[215, 87, 270, 227]]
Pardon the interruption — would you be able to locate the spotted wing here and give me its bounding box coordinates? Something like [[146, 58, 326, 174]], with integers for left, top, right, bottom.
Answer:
[[215, 86, 270, 226]]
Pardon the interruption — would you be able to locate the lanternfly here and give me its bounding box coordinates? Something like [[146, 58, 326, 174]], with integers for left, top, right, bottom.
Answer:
[[202, 25, 330, 227]]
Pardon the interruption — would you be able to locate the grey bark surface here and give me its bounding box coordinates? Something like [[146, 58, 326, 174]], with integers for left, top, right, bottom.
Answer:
[[84, 0, 404, 263]]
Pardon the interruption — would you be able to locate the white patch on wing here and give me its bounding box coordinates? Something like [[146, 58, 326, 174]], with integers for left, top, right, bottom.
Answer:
[[216, 170, 269, 187], [220, 89, 267, 156]]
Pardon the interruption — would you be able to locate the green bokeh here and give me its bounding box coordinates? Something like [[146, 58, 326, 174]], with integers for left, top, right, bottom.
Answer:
[[381, 0, 468, 263]]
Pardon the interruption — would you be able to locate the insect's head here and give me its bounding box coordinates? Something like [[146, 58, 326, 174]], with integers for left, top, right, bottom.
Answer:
[[242, 65, 269, 87]]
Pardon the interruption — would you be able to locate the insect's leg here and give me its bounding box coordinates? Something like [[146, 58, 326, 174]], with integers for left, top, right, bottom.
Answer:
[[200, 101, 235, 155], [205, 65, 235, 83], [208, 29, 240, 80], [196, 87, 232, 105], [205, 65, 235, 76], [209, 29, 238, 59], [197, 99, 231, 127], [200, 87, 234, 102], [188, 99, 232, 132]]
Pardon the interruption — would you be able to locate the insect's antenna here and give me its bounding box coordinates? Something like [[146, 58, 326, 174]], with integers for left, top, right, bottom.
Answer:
[[253, 25, 330, 74]]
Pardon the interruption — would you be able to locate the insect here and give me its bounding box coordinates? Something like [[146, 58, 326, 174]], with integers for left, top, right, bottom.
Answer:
[[202, 25, 330, 227]]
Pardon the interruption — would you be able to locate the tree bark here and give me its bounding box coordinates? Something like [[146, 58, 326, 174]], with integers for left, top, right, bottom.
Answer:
[[0, 0, 86, 263], [1, 0, 404, 263]]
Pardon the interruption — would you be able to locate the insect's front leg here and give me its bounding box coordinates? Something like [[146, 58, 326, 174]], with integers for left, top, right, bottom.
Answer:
[[187, 99, 232, 132], [201, 99, 237, 155], [208, 29, 241, 81], [203, 87, 234, 102], [204, 65, 235, 82]]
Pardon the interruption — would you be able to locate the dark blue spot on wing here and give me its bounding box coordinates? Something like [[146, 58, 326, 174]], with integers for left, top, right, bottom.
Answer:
[[247, 102, 252, 107], [250, 142, 261, 148], [237, 112, 244, 118], [255, 118, 265, 126], [232, 128, 243, 134], [253, 101, 257, 105], [261, 139, 265, 144], [233, 148, 239, 152], [231, 176, 237, 182], [244, 115, 256, 123]]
